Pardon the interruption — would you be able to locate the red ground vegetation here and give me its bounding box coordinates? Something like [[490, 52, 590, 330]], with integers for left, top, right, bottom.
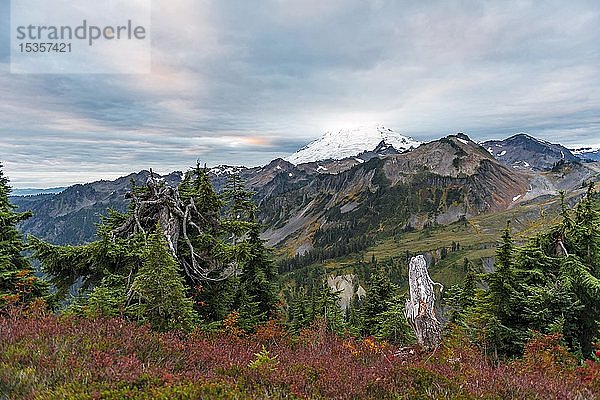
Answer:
[[1, 310, 598, 399]]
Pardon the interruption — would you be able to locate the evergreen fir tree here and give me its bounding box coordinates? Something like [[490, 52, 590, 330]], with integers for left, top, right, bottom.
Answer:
[[32, 165, 279, 326], [0, 164, 47, 310], [512, 186, 600, 356], [219, 174, 279, 330], [360, 267, 395, 336], [288, 287, 312, 332], [236, 226, 278, 330], [445, 258, 478, 323], [487, 222, 518, 318], [179, 163, 223, 224], [177, 163, 225, 282], [82, 274, 128, 317], [30, 226, 145, 300], [375, 294, 415, 345], [222, 174, 256, 224], [131, 229, 196, 332], [347, 281, 364, 335], [460, 258, 477, 311], [480, 221, 526, 356], [468, 187, 600, 358], [314, 282, 345, 334], [556, 184, 600, 356]]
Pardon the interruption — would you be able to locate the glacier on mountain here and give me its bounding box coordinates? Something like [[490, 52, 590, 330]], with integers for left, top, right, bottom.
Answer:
[[285, 125, 421, 164]]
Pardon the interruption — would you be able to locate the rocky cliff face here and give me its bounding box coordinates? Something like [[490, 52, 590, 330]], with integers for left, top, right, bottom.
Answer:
[[327, 274, 365, 312]]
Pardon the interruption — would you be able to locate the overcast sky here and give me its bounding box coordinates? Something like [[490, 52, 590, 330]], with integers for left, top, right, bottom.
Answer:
[[1, 0, 599, 188]]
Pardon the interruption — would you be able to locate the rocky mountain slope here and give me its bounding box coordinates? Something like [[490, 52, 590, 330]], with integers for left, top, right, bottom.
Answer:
[[258, 133, 530, 253], [482, 133, 579, 170]]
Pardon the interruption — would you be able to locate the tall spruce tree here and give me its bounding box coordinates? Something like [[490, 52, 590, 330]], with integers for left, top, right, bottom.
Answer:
[[480, 222, 527, 356], [376, 293, 414, 345], [236, 226, 278, 330], [220, 174, 279, 330], [512, 186, 600, 356], [460, 258, 477, 312], [314, 282, 345, 334], [131, 229, 196, 332], [0, 164, 47, 310], [488, 222, 517, 319], [445, 258, 478, 323], [288, 287, 313, 332], [360, 267, 395, 336]]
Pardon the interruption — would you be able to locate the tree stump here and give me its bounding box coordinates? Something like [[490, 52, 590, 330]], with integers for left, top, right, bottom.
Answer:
[[404, 255, 444, 350]]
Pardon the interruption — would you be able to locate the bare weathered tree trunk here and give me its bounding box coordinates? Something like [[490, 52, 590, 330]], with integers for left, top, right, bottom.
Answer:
[[404, 255, 444, 350], [110, 170, 231, 282]]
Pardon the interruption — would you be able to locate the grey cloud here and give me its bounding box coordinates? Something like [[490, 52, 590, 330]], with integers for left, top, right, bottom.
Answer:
[[1, 0, 599, 187]]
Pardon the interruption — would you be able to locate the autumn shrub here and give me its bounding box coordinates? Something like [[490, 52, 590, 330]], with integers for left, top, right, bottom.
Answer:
[[1, 312, 598, 399]]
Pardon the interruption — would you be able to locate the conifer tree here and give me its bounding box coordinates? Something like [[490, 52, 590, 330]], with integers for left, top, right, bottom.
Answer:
[[314, 282, 345, 334], [221, 174, 278, 329], [131, 229, 196, 332], [236, 226, 278, 330], [445, 258, 478, 323], [555, 185, 600, 355], [509, 186, 600, 356], [32, 165, 280, 327], [177, 164, 226, 281], [376, 294, 414, 345], [360, 267, 394, 335], [289, 287, 312, 332], [487, 222, 518, 318], [222, 174, 256, 224], [347, 282, 364, 335], [82, 274, 128, 317], [0, 164, 47, 310], [480, 221, 527, 356], [460, 258, 477, 311], [468, 187, 600, 358]]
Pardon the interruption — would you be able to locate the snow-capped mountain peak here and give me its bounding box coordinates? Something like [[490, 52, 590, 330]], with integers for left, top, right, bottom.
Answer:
[[285, 125, 421, 165]]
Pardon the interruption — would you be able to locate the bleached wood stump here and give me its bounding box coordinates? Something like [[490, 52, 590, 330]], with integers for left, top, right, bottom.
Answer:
[[404, 255, 444, 350]]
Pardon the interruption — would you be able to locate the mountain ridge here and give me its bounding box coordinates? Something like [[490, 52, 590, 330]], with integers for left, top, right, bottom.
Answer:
[[10, 131, 599, 253], [482, 133, 579, 170]]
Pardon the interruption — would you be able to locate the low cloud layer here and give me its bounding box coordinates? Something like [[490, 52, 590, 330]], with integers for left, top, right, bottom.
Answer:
[[1, 0, 599, 187]]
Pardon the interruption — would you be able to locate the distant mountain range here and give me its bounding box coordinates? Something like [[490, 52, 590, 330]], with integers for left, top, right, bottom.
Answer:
[[10, 129, 600, 256], [572, 146, 600, 162], [481, 133, 580, 170], [12, 187, 66, 196], [11, 171, 182, 245]]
